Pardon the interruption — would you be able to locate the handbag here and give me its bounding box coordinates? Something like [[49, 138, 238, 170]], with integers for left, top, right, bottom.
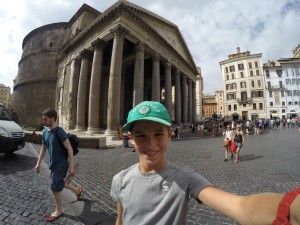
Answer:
[[223, 139, 230, 147], [230, 141, 237, 153]]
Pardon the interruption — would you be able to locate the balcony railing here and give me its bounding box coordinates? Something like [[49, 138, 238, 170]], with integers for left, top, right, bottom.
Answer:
[[237, 97, 253, 105], [267, 85, 285, 91]]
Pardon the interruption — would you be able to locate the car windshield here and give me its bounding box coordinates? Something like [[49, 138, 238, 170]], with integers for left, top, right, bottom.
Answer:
[[0, 105, 12, 121]]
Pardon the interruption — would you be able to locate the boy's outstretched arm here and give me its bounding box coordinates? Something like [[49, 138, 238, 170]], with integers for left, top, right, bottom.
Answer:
[[198, 186, 300, 225]]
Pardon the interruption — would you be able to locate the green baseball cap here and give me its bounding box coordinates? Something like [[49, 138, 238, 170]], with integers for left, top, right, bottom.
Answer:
[[121, 101, 171, 132]]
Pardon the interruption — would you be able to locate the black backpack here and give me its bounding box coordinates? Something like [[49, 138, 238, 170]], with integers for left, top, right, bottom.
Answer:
[[55, 128, 79, 157]]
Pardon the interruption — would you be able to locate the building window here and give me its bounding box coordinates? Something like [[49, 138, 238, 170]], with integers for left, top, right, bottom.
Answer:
[[269, 91, 273, 97], [287, 90, 292, 96], [234, 104, 237, 110], [251, 91, 257, 98], [240, 82, 246, 88], [253, 103, 256, 110], [232, 83, 237, 89], [282, 109, 285, 113], [241, 92, 247, 101], [231, 73, 235, 79], [257, 80, 261, 87], [288, 101, 293, 105], [226, 75, 229, 80], [250, 70, 254, 77], [266, 70, 270, 78], [282, 101, 285, 106], [238, 63, 244, 70], [243, 104, 246, 107], [251, 80, 255, 87], [270, 102, 273, 106], [281, 91, 284, 97], [279, 81, 283, 88], [295, 101, 298, 105], [240, 71, 244, 78], [256, 70, 260, 76], [248, 62, 252, 69], [255, 61, 258, 68], [257, 91, 263, 97], [229, 65, 235, 72], [286, 79, 290, 85], [228, 105, 231, 111], [294, 90, 298, 96], [267, 81, 271, 89], [225, 67, 228, 73], [259, 103, 263, 110], [276, 70, 282, 77]]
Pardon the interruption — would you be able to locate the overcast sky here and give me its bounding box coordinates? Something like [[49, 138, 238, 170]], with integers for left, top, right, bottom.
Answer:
[[1, 0, 300, 94]]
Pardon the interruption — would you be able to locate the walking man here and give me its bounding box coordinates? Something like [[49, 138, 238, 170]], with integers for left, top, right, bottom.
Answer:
[[35, 108, 83, 222]]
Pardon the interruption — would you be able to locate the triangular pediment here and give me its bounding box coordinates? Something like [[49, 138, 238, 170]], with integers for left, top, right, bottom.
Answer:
[[121, 1, 197, 71]]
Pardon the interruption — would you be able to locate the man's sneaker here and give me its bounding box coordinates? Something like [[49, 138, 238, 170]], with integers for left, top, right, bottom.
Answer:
[[224, 159, 228, 162]]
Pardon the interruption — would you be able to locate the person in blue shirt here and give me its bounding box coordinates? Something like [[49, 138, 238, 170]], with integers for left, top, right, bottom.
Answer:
[[35, 108, 82, 222]]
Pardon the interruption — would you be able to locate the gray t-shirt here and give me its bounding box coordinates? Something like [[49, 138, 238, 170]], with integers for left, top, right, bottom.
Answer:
[[110, 162, 212, 225]]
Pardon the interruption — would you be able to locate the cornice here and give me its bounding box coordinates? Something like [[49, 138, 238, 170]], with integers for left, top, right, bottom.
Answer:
[[219, 53, 262, 66], [18, 48, 60, 65]]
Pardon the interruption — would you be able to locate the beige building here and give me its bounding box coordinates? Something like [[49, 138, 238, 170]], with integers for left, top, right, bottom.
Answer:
[[293, 43, 300, 57], [14, 1, 203, 135], [215, 90, 224, 117], [219, 47, 266, 121], [202, 94, 217, 117], [0, 84, 12, 110]]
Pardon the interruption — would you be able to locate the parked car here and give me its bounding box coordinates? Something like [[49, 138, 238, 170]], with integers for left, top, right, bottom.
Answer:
[[0, 103, 25, 153]]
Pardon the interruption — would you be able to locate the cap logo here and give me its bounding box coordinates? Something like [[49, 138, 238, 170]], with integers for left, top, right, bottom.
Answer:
[[139, 106, 150, 114]]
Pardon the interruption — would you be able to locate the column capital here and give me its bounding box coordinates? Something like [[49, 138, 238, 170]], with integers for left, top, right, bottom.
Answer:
[[153, 52, 160, 62], [135, 42, 145, 52], [175, 68, 181, 75], [188, 78, 193, 84], [165, 62, 171, 69], [110, 24, 129, 38], [80, 49, 92, 60], [92, 38, 106, 49]]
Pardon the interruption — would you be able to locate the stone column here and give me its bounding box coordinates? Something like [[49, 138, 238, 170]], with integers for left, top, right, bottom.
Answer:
[[67, 59, 80, 130], [196, 74, 203, 120], [164, 62, 172, 117], [192, 81, 197, 123], [188, 79, 193, 123], [152, 52, 160, 102], [86, 39, 105, 134], [105, 25, 128, 138], [133, 42, 145, 106], [75, 49, 91, 131], [182, 75, 188, 124], [175, 69, 181, 125]]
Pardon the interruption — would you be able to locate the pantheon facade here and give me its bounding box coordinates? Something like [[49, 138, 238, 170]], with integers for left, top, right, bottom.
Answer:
[[14, 1, 203, 137]]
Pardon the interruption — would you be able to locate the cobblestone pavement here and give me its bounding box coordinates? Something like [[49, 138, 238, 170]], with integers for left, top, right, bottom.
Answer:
[[0, 127, 299, 225]]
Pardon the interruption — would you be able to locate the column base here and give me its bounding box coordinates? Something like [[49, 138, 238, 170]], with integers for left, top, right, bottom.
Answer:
[[104, 129, 118, 140], [74, 126, 86, 132], [85, 127, 100, 135]]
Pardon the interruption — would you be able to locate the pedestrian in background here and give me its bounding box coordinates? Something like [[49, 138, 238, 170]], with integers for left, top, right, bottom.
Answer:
[[223, 125, 233, 161], [110, 101, 300, 225], [232, 124, 245, 163], [35, 108, 83, 222]]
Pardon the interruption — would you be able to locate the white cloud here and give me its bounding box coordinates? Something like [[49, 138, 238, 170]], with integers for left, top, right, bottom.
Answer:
[[0, 0, 299, 95]]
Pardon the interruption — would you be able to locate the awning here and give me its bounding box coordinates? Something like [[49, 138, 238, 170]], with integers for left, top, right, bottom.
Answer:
[[271, 113, 278, 117]]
